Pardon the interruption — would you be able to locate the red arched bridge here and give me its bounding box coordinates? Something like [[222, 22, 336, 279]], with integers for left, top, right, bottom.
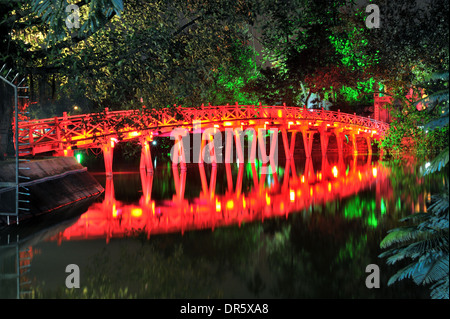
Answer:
[[15, 104, 389, 174]]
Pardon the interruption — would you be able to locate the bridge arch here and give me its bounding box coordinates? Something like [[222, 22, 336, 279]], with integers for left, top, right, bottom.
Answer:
[[15, 104, 389, 175]]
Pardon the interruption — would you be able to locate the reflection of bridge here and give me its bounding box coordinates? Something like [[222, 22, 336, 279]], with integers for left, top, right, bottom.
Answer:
[[49, 155, 390, 243], [16, 104, 388, 175]]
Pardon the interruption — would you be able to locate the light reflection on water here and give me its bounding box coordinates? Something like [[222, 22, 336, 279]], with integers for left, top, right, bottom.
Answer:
[[0, 155, 438, 298], [49, 155, 387, 241]]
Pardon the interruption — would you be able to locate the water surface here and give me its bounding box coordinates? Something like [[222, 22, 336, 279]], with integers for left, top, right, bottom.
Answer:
[[0, 154, 442, 298]]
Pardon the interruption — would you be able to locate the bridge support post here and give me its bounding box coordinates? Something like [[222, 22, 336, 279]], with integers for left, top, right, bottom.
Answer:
[[140, 137, 153, 174], [172, 165, 186, 201], [102, 139, 114, 177], [198, 138, 206, 164], [351, 133, 358, 155], [305, 157, 315, 183], [198, 162, 209, 196], [290, 131, 297, 159], [199, 128, 218, 166], [198, 161, 218, 200], [281, 129, 296, 160], [235, 163, 244, 197], [233, 129, 244, 164], [302, 129, 314, 158], [140, 168, 153, 206], [258, 128, 278, 172], [206, 132, 217, 166], [366, 135, 372, 156], [319, 129, 329, 157], [335, 130, 344, 160], [247, 128, 258, 164], [225, 163, 233, 193], [224, 129, 233, 164], [172, 130, 187, 170]]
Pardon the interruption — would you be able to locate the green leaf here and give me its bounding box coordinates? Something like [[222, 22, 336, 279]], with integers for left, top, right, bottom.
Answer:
[[379, 226, 423, 249], [430, 277, 449, 299], [412, 255, 449, 286], [423, 147, 449, 175]]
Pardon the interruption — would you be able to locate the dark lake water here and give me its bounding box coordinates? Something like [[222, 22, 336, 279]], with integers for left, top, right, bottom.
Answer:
[[0, 154, 445, 299]]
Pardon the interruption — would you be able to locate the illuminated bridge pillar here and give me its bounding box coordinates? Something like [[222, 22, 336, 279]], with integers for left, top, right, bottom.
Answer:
[[172, 166, 186, 201], [235, 163, 244, 197], [200, 129, 217, 166], [199, 163, 217, 199], [224, 129, 233, 164], [366, 135, 373, 156], [140, 137, 153, 174], [208, 133, 217, 167], [102, 138, 115, 177], [281, 129, 296, 160], [351, 133, 358, 155], [302, 129, 314, 158], [319, 128, 329, 157], [258, 128, 278, 169], [233, 128, 258, 164], [172, 129, 187, 170], [233, 129, 244, 164], [335, 130, 344, 160]]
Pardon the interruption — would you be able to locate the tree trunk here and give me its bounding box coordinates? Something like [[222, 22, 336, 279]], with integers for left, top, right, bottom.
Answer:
[[305, 90, 312, 108]]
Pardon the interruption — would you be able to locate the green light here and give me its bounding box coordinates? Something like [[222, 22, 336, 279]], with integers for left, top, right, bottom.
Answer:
[[336, 235, 367, 262], [367, 213, 378, 228], [76, 153, 82, 164], [343, 197, 363, 219], [380, 198, 387, 215]]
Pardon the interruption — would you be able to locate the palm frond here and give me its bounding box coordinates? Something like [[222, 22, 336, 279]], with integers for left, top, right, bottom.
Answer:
[[422, 71, 449, 82], [423, 147, 449, 175], [430, 276, 449, 299], [387, 262, 421, 286], [387, 255, 449, 288], [379, 226, 424, 249], [427, 193, 450, 216], [423, 116, 449, 131], [399, 212, 429, 223], [414, 89, 449, 112], [383, 235, 446, 265], [412, 255, 449, 286]]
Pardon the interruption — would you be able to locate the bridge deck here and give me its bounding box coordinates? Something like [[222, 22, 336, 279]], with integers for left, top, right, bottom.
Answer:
[[15, 104, 389, 157]]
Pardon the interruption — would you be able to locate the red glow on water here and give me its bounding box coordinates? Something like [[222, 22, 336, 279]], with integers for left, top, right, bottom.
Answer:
[[48, 157, 391, 243]]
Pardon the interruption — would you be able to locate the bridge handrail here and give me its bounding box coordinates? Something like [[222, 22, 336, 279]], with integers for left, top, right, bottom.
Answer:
[[15, 105, 389, 155], [16, 104, 388, 130]]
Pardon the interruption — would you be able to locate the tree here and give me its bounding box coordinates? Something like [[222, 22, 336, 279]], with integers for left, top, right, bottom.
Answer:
[[0, 0, 260, 157], [245, 0, 391, 108], [0, 0, 124, 158], [379, 72, 449, 299], [60, 0, 258, 109]]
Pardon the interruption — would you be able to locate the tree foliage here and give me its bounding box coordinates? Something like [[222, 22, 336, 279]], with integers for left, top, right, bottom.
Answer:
[[1, 0, 260, 112], [379, 71, 449, 299], [379, 187, 449, 299]]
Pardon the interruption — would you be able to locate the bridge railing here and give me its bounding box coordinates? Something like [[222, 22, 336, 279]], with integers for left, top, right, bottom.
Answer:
[[14, 105, 389, 155], [178, 104, 388, 132]]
